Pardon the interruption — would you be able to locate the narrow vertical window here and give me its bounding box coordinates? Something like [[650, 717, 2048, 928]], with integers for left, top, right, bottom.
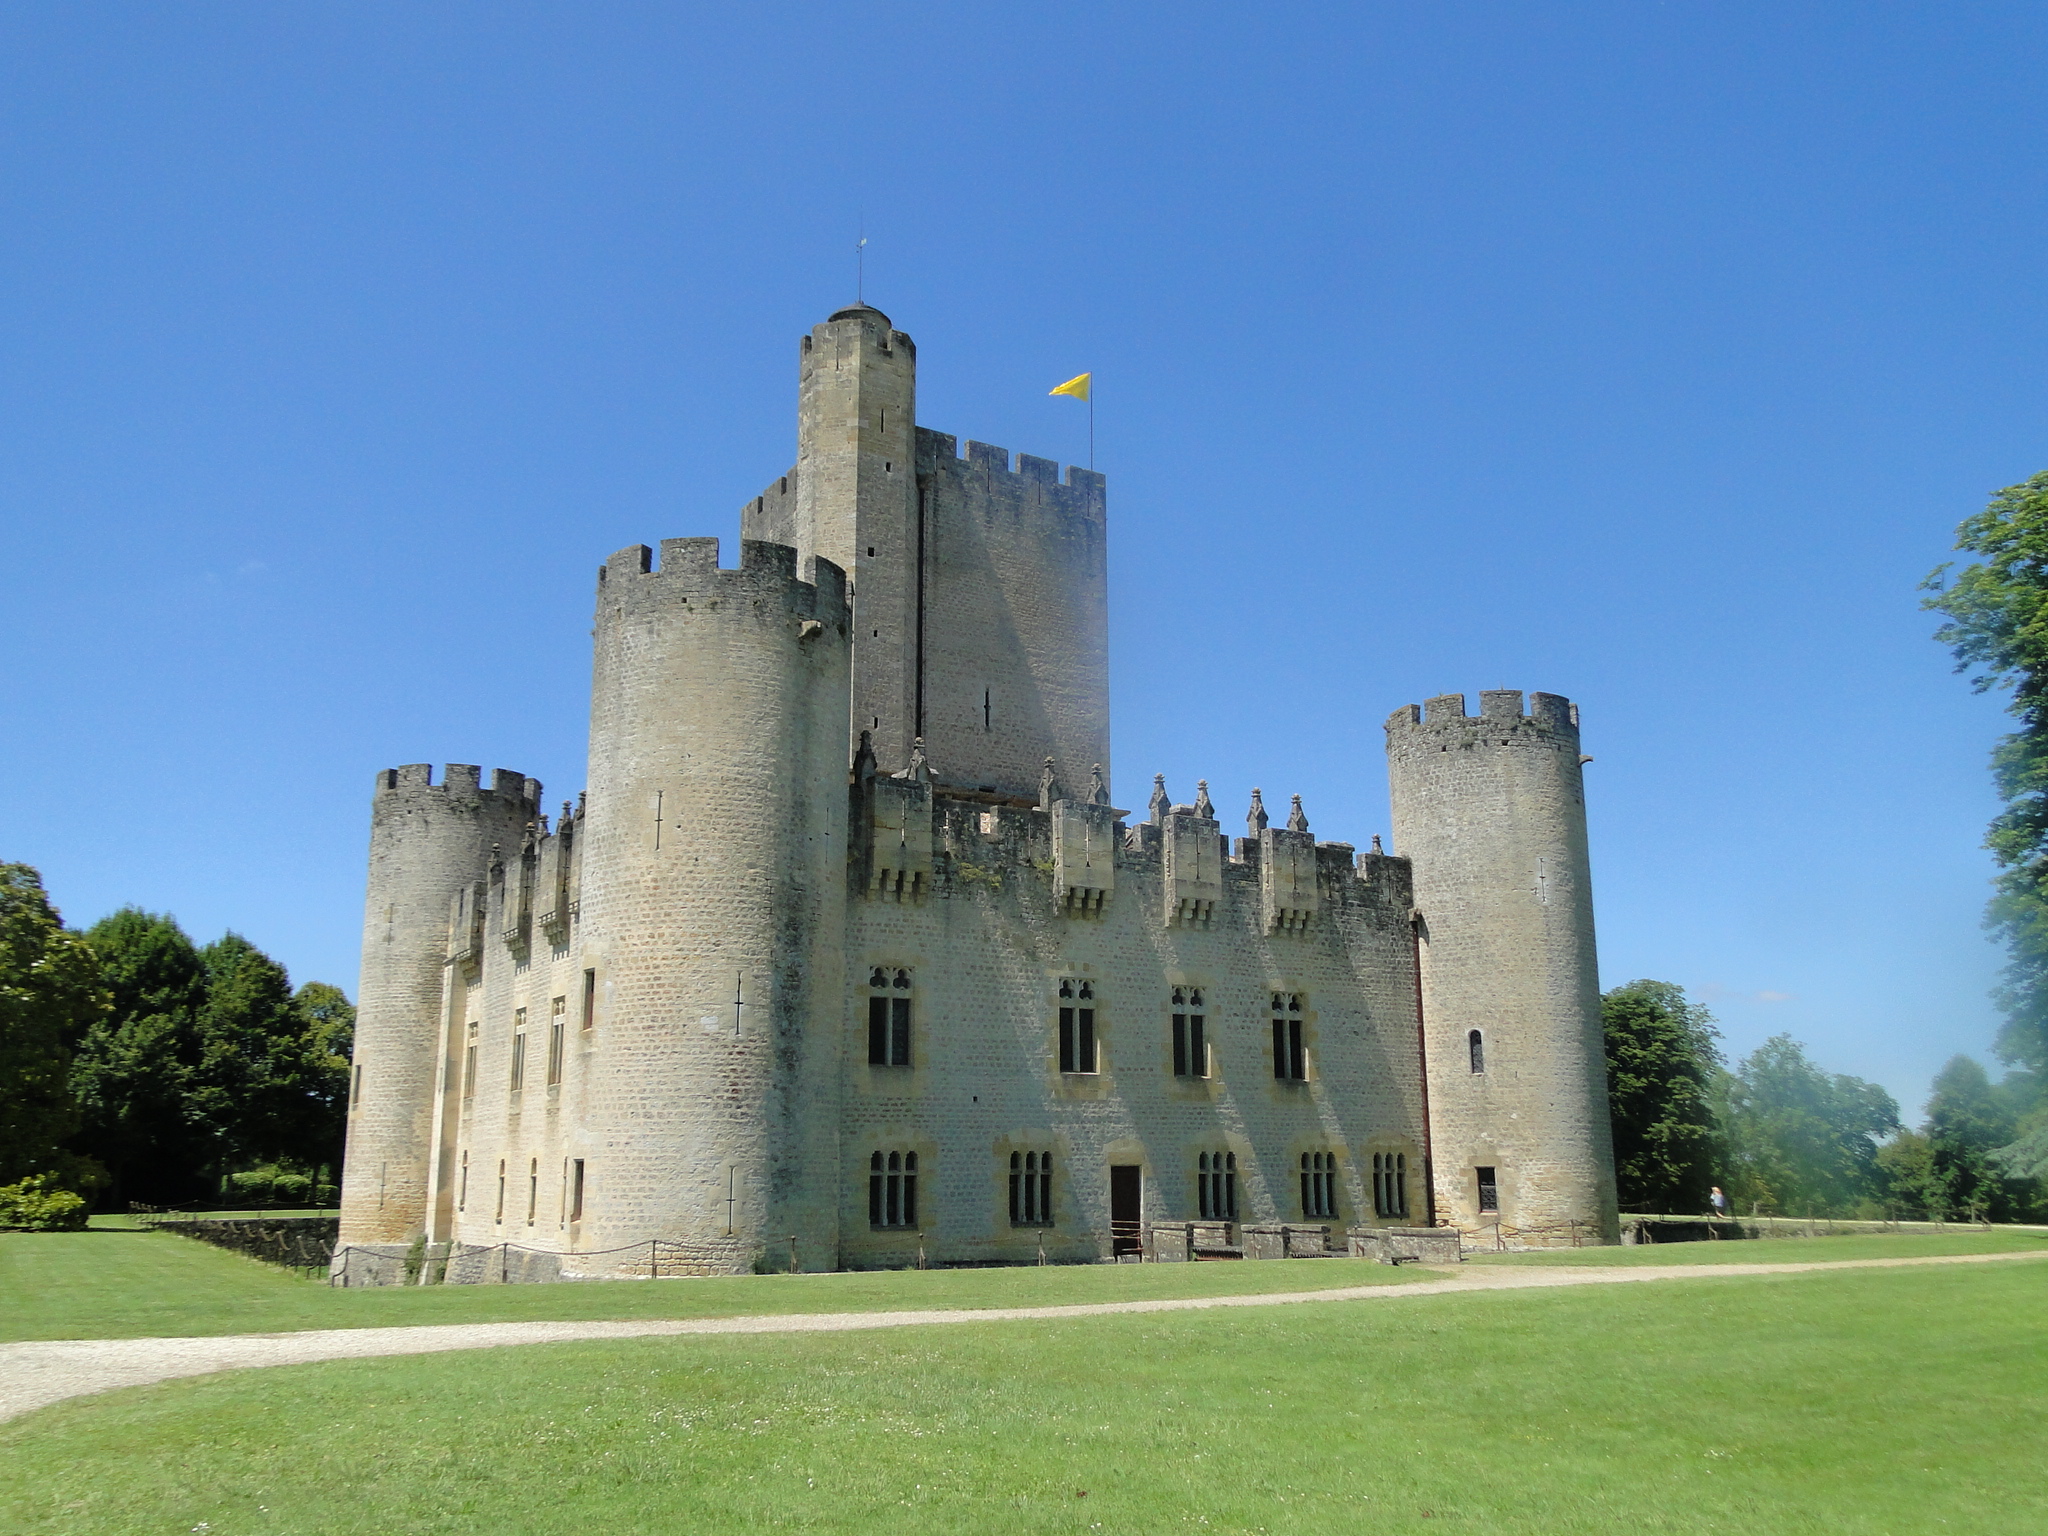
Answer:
[[351, 1064, 361, 1107], [1476, 1166, 1499, 1213], [581, 968, 597, 1030], [569, 1159, 585, 1222], [462, 1023, 478, 1100], [866, 967, 912, 1066], [1058, 978, 1097, 1073], [509, 1008, 527, 1091], [527, 1158, 538, 1224], [984, 688, 992, 731], [547, 997, 566, 1085], [1172, 988, 1187, 1076], [1271, 993, 1305, 1080], [1468, 1029, 1486, 1074], [458, 1150, 469, 1211], [495, 1160, 506, 1223]]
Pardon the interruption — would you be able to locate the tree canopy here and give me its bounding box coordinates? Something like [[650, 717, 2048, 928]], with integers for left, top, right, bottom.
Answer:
[[0, 865, 106, 1186], [1601, 979, 1722, 1213], [1716, 1035, 1900, 1217]]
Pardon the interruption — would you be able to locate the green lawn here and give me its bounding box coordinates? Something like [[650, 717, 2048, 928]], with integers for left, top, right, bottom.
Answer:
[[0, 1223, 1428, 1343], [3, 1257, 2041, 1534], [1468, 1227, 2048, 1266]]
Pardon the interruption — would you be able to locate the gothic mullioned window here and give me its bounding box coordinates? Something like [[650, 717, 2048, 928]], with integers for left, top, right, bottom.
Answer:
[[1058, 978, 1097, 1074], [1010, 1150, 1054, 1226], [1271, 992, 1305, 1081], [867, 968, 913, 1067], [1197, 1151, 1238, 1221], [1373, 1152, 1410, 1218], [1301, 1152, 1337, 1218], [869, 1150, 919, 1228], [1171, 987, 1207, 1078]]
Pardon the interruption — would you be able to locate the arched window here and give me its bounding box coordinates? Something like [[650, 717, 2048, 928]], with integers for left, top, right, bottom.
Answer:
[[1009, 1150, 1053, 1225], [1372, 1152, 1410, 1218], [866, 967, 913, 1066], [868, 1149, 918, 1228], [1197, 1150, 1238, 1221], [1301, 1152, 1337, 1218], [1171, 987, 1207, 1077], [1468, 1029, 1486, 1074]]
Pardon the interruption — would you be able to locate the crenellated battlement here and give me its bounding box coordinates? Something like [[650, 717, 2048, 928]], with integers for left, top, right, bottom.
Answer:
[[1385, 689, 1581, 740], [374, 764, 541, 804], [915, 428, 1107, 512], [595, 537, 849, 626]]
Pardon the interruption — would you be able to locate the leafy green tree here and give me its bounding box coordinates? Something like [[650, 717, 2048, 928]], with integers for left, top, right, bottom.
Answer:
[[282, 981, 354, 1174], [1601, 980, 1723, 1213], [1923, 471, 2048, 1075], [1923, 1055, 2041, 1221], [72, 907, 210, 1202], [1717, 1035, 1900, 1217], [193, 932, 299, 1171], [0, 865, 106, 1188], [1873, 1129, 1946, 1217]]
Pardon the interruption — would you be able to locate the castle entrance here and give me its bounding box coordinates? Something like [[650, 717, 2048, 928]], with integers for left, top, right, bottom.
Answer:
[[1109, 1165, 1143, 1258]]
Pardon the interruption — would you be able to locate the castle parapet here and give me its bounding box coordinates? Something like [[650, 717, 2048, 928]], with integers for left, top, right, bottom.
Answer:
[[597, 538, 849, 628]]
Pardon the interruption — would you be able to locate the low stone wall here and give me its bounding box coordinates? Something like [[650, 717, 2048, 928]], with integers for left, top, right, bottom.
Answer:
[[153, 1216, 339, 1270], [1349, 1226, 1463, 1265]]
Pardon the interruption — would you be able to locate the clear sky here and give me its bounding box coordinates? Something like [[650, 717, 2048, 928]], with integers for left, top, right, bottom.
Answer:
[[3, 3, 2041, 1118]]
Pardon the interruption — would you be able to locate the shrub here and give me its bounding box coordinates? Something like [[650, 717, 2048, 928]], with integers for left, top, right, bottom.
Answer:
[[0, 1174, 90, 1231]]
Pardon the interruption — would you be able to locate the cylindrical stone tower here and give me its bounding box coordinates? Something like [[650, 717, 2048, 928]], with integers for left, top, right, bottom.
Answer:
[[341, 763, 539, 1252], [1386, 690, 1618, 1242], [575, 537, 851, 1273]]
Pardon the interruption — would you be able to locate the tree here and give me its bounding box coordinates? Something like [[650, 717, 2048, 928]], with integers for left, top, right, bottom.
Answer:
[[283, 981, 354, 1174], [1923, 471, 2048, 1075], [1717, 1035, 1900, 1216], [0, 865, 106, 1188], [1923, 1055, 2041, 1221], [71, 907, 210, 1202], [1601, 980, 1722, 1213]]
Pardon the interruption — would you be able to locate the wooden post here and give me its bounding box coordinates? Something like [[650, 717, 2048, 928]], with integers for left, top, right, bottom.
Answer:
[[788, 1234, 798, 1274]]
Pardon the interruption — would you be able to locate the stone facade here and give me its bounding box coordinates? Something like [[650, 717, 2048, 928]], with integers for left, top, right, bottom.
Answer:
[[335, 305, 1620, 1279]]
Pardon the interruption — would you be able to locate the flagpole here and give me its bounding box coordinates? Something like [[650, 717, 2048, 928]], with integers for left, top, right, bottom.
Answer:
[[1089, 389, 1095, 472]]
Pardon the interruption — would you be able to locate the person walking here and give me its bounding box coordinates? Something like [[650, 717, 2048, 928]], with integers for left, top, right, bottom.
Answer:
[[1709, 1185, 1732, 1221]]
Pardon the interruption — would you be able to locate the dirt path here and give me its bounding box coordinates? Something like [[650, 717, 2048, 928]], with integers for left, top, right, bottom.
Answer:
[[4, 1248, 2041, 1426]]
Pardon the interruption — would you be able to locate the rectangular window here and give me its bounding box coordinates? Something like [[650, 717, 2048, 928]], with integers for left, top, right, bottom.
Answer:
[[351, 1064, 361, 1108], [1171, 987, 1207, 1077], [1058, 978, 1097, 1074], [527, 1158, 538, 1225], [581, 968, 597, 1030], [458, 1150, 468, 1211], [495, 1160, 506, 1223], [569, 1159, 585, 1223], [868, 1150, 919, 1227], [462, 1023, 478, 1100], [1271, 992, 1305, 1080], [866, 968, 912, 1066], [1477, 1166, 1499, 1214], [509, 1010, 527, 1092], [547, 997, 566, 1085], [1009, 1149, 1054, 1225]]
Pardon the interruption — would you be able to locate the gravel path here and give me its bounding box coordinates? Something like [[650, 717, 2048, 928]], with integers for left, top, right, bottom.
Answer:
[[4, 1248, 2041, 1426]]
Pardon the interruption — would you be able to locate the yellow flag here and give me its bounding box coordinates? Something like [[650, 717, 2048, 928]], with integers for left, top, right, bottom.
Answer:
[[1049, 372, 1092, 401]]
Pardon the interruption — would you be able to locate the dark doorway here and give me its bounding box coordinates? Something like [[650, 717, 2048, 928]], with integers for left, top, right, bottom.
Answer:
[[1110, 1165, 1143, 1257]]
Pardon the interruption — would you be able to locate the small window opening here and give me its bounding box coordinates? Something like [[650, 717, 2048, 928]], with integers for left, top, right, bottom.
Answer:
[[1009, 1150, 1053, 1226], [1171, 986, 1208, 1077], [509, 1010, 528, 1092], [458, 1149, 469, 1211], [569, 1159, 585, 1222], [867, 546, 876, 557], [495, 1160, 506, 1223], [1197, 1150, 1238, 1221], [547, 997, 566, 1086], [351, 1064, 361, 1106], [581, 969, 597, 1030], [1271, 993, 1305, 1080], [1468, 1029, 1486, 1074], [869, 1150, 919, 1227], [462, 1023, 478, 1100], [983, 689, 992, 732], [1301, 1152, 1337, 1218], [1477, 1166, 1499, 1213], [1058, 977, 1097, 1073], [527, 1158, 538, 1225]]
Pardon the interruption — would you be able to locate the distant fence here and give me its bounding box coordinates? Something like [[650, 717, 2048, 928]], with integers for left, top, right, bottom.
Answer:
[[133, 1206, 340, 1269]]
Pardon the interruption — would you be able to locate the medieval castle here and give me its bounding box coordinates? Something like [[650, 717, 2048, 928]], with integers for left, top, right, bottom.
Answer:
[[335, 304, 1620, 1281]]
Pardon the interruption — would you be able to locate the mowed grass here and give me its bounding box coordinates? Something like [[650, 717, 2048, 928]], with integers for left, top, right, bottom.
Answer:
[[3, 1259, 2043, 1535], [0, 1223, 1427, 1343], [1468, 1227, 2048, 1266]]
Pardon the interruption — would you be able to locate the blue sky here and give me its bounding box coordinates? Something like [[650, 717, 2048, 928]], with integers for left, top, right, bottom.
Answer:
[[3, 3, 2042, 1117]]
